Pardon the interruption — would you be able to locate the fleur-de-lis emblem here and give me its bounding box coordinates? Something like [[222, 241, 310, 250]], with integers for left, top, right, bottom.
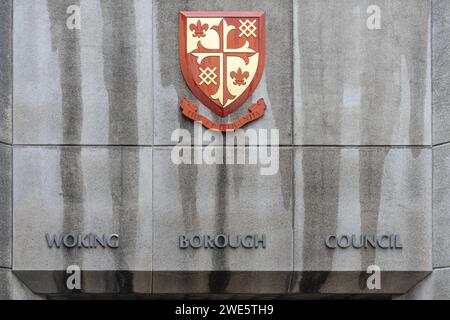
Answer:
[[189, 20, 209, 38], [230, 67, 250, 86]]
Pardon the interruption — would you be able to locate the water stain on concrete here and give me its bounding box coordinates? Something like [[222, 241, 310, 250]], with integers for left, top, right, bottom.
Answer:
[[402, 0, 429, 145], [297, 0, 345, 145], [209, 146, 230, 292], [101, 0, 139, 145], [155, 2, 203, 292], [101, 0, 140, 293], [296, 1, 345, 291], [359, 0, 429, 145], [47, 0, 85, 269], [107, 148, 140, 294], [280, 148, 293, 212], [299, 149, 341, 292], [155, 0, 192, 133], [263, 0, 293, 138], [47, 0, 83, 143], [358, 149, 388, 271], [298, 271, 330, 294]]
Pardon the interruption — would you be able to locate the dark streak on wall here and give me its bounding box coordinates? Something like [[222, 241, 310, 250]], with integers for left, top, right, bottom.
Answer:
[[47, 0, 85, 279], [101, 0, 139, 293]]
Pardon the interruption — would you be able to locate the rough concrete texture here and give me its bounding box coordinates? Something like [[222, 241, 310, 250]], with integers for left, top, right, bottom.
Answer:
[[153, 147, 292, 272], [3, 0, 446, 298], [292, 271, 429, 295], [13, 271, 152, 295], [0, 145, 11, 268], [13, 0, 153, 145], [433, 144, 450, 267], [292, 148, 431, 292], [152, 147, 293, 293], [0, 269, 42, 300], [398, 268, 450, 300], [153, 0, 293, 145], [153, 272, 292, 295], [294, 0, 431, 145], [0, 0, 12, 144], [12, 147, 152, 293], [433, 0, 450, 144]]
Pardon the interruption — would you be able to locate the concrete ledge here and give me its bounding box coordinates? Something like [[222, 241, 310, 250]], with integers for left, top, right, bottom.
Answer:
[[13, 271, 151, 295], [397, 268, 450, 299], [0, 269, 41, 300], [12, 270, 429, 296], [290, 271, 430, 295]]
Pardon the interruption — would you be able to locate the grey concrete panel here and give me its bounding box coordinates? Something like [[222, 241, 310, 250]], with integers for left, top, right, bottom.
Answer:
[[433, 0, 450, 144], [0, 145, 11, 268], [0, 0, 12, 144], [153, 272, 291, 295], [294, 0, 431, 145], [13, 0, 153, 145], [292, 271, 428, 295], [292, 147, 431, 293], [13, 147, 152, 293], [397, 268, 450, 300], [0, 269, 42, 300], [432, 144, 450, 267], [13, 271, 152, 295], [152, 147, 293, 293], [153, 0, 293, 146]]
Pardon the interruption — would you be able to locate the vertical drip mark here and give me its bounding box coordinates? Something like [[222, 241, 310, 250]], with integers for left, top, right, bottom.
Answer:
[[101, 0, 139, 294], [108, 148, 139, 294], [295, 1, 346, 290], [179, 157, 200, 247], [358, 149, 388, 288], [397, 55, 411, 145], [265, 0, 293, 135], [280, 148, 293, 212], [177, 148, 199, 291], [47, 0, 85, 287], [47, 0, 83, 143], [298, 0, 346, 145], [101, 0, 139, 145], [209, 140, 230, 293], [360, 3, 394, 144], [299, 149, 340, 293], [265, 1, 293, 210], [155, 0, 192, 134], [407, 0, 430, 145], [231, 148, 243, 198]]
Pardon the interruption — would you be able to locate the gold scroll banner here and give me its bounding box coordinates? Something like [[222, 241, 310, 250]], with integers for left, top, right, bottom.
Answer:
[[180, 98, 267, 132]]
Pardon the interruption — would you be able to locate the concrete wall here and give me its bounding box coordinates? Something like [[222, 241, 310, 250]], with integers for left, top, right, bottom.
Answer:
[[294, 0, 430, 146], [396, 0, 450, 300], [2, 0, 448, 298], [0, 0, 12, 265], [0, 144, 11, 268], [433, 0, 450, 144], [0, 0, 11, 144]]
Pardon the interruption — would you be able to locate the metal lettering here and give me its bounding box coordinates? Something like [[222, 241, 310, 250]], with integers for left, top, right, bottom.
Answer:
[[325, 234, 403, 250], [46, 233, 119, 249], [325, 235, 337, 249], [179, 234, 267, 249]]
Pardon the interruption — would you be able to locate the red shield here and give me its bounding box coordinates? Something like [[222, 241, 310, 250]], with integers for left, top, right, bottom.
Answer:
[[179, 11, 266, 117]]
